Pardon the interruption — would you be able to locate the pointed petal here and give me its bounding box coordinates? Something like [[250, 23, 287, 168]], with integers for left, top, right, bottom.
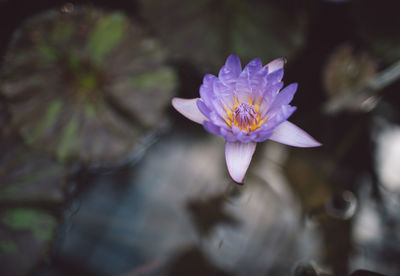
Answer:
[[266, 57, 285, 73], [219, 54, 242, 88], [253, 128, 273, 142], [196, 99, 211, 117], [172, 97, 208, 124], [225, 141, 257, 183], [269, 121, 322, 147], [266, 68, 284, 85], [236, 58, 264, 103], [271, 83, 298, 107], [208, 111, 228, 128], [259, 81, 284, 114], [220, 128, 236, 142], [203, 121, 220, 135], [263, 101, 297, 123], [225, 54, 242, 74], [245, 57, 263, 72], [199, 74, 217, 108], [214, 79, 235, 108]]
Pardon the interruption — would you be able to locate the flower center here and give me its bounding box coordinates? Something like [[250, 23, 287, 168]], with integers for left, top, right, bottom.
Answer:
[[233, 103, 258, 131]]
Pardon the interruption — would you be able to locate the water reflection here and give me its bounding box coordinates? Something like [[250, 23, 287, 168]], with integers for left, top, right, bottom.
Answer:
[[348, 118, 400, 275], [45, 130, 326, 275], [325, 191, 357, 220], [375, 122, 400, 193]]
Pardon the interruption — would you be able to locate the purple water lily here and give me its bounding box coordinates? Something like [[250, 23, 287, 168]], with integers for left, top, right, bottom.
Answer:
[[172, 54, 321, 183]]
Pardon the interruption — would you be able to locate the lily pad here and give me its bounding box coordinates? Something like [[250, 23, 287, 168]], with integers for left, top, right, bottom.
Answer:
[[0, 109, 66, 275], [0, 6, 177, 164], [138, 0, 308, 68], [0, 127, 66, 203]]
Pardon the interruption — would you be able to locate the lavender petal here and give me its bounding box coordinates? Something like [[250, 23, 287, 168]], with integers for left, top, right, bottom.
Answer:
[[214, 79, 235, 108], [199, 74, 217, 108], [236, 58, 263, 103], [225, 141, 257, 183], [219, 54, 242, 88], [171, 97, 208, 124], [259, 81, 284, 114], [271, 83, 298, 107], [196, 99, 211, 118], [269, 121, 322, 147], [266, 105, 297, 125], [220, 128, 237, 142], [266, 68, 284, 85], [203, 121, 221, 135], [209, 111, 229, 127], [253, 129, 273, 142]]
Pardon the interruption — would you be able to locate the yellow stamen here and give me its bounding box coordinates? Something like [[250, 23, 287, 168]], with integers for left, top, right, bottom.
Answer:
[[223, 95, 267, 132], [233, 95, 239, 108], [254, 96, 262, 113], [222, 102, 233, 126], [222, 102, 232, 118]]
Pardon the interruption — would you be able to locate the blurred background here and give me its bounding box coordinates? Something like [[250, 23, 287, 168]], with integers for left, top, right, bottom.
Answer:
[[0, 0, 400, 275]]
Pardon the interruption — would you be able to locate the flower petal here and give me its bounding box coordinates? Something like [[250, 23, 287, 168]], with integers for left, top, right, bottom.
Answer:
[[256, 105, 297, 141], [220, 128, 237, 142], [196, 99, 211, 118], [214, 79, 235, 108], [269, 121, 322, 147], [218, 54, 242, 88], [225, 54, 242, 74], [253, 128, 274, 142], [259, 81, 284, 113], [271, 83, 298, 107], [263, 100, 297, 123], [266, 57, 285, 73], [225, 141, 257, 183], [199, 74, 217, 108], [266, 68, 284, 85], [203, 121, 220, 135], [171, 97, 208, 124], [209, 111, 229, 127], [236, 58, 264, 103]]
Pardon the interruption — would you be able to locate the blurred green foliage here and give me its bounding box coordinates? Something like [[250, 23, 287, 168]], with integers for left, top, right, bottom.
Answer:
[[86, 13, 127, 64], [1, 209, 56, 242]]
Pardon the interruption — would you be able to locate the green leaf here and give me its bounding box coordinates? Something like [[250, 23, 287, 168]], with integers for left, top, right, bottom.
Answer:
[[77, 72, 98, 92], [1, 7, 175, 164], [0, 240, 18, 254], [1, 209, 56, 241], [57, 116, 79, 161], [27, 99, 63, 144], [84, 103, 96, 117], [86, 13, 127, 63], [37, 44, 58, 62], [129, 68, 177, 90], [51, 20, 75, 43]]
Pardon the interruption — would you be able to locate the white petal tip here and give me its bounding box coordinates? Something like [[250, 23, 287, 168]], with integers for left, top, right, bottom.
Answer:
[[269, 121, 322, 148], [171, 97, 208, 124], [228, 168, 245, 184], [230, 174, 245, 184], [266, 57, 286, 73]]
